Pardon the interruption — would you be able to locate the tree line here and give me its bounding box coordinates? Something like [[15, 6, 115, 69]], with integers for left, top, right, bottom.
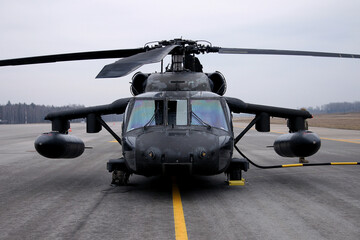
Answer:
[[0, 101, 122, 124], [1, 100, 359, 124], [307, 101, 360, 114]]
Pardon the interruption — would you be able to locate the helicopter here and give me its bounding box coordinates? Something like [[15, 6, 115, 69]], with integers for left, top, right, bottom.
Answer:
[[1, 38, 359, 186]]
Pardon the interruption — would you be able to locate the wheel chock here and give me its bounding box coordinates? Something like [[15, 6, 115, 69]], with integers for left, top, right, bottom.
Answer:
[[226, 178, 245, 186]]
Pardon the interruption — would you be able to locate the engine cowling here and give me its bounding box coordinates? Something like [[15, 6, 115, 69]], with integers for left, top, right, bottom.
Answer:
[[207, 71, 227, 96], [131, 72, 149, 96], [34, 132, 85, 158], [274, 130, 321, 158]]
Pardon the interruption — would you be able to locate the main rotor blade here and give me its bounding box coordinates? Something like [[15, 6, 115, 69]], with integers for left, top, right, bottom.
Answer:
[[218, 48, 360, 59], [0, 48, 146, 66], [96, 45, 179, 78]]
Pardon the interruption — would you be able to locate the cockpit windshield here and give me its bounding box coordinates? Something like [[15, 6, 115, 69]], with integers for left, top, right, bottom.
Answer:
[[126, 98, 228, 132], [126, 100, 163, 132], [190, 99, 228, 131]]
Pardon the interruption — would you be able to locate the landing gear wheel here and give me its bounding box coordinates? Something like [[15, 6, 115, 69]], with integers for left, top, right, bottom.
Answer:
[[227, 169, 242, 181], [225, 158, 248, 186], [111, 170, 130, 186], [226, 169, 245, 186]]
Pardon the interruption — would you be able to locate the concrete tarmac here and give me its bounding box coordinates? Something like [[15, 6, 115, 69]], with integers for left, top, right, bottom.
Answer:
[[0, 123, 359, 240]]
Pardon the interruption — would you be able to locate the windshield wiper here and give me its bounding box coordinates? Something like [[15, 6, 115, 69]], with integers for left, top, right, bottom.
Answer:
[[191, 111, 212, 130], [144, 112, 156, 129], [144, 105, 164, 129]]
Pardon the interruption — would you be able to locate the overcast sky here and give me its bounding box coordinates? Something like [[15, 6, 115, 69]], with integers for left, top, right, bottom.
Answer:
[[0, 0, 359, 109]]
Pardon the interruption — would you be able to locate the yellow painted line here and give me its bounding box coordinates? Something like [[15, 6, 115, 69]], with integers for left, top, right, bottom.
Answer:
[[172, 179, 188, 240], [270, 130, 286, 134], [109, 140, 118, 143], [282, 164, 303, 167], [320, 137, 360, 144], [331, 162, 358, 165], [269, 131, 360, 144], [235, 124, 360, 145]]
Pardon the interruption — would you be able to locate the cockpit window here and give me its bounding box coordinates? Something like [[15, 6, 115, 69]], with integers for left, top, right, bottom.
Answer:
[[126, 98, 228, 132], [126, 100, 163, 131], [168, 100, 187, 126], [191, 99, 228, 131]]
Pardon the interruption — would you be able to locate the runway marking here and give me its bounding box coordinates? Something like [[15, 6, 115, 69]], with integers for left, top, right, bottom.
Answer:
[[271, 129, 360, 144], [273, 132, 360, 144], [320, 137, 360, 144], [270, 131, 360, 144], [234, 124, 360, 144], [172, 178, 188, 240], [270, 131, 285, 134]]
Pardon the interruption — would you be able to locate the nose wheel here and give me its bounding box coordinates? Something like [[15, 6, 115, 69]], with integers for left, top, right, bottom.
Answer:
[[111, 170, 130, 186], [107, 158, 131, 186], [226, 170, 245, 186], [225, 158, 249, 186]]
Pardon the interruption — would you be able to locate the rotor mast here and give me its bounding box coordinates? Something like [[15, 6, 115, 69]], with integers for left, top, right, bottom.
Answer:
[[170, 53, 185, 72], [162, 39, 207, 73]]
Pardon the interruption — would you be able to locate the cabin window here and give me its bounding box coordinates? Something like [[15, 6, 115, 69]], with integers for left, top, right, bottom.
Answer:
[[167, 100, 187, 126], [126, 100, 164, 131], [191, 99, 228, 131]]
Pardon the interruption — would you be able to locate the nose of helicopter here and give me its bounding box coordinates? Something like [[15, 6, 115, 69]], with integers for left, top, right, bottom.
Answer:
[[134, 130, 228, 176]]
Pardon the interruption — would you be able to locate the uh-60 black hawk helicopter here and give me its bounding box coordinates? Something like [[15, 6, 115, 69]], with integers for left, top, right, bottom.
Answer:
[[1, 39, 359, 186]]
